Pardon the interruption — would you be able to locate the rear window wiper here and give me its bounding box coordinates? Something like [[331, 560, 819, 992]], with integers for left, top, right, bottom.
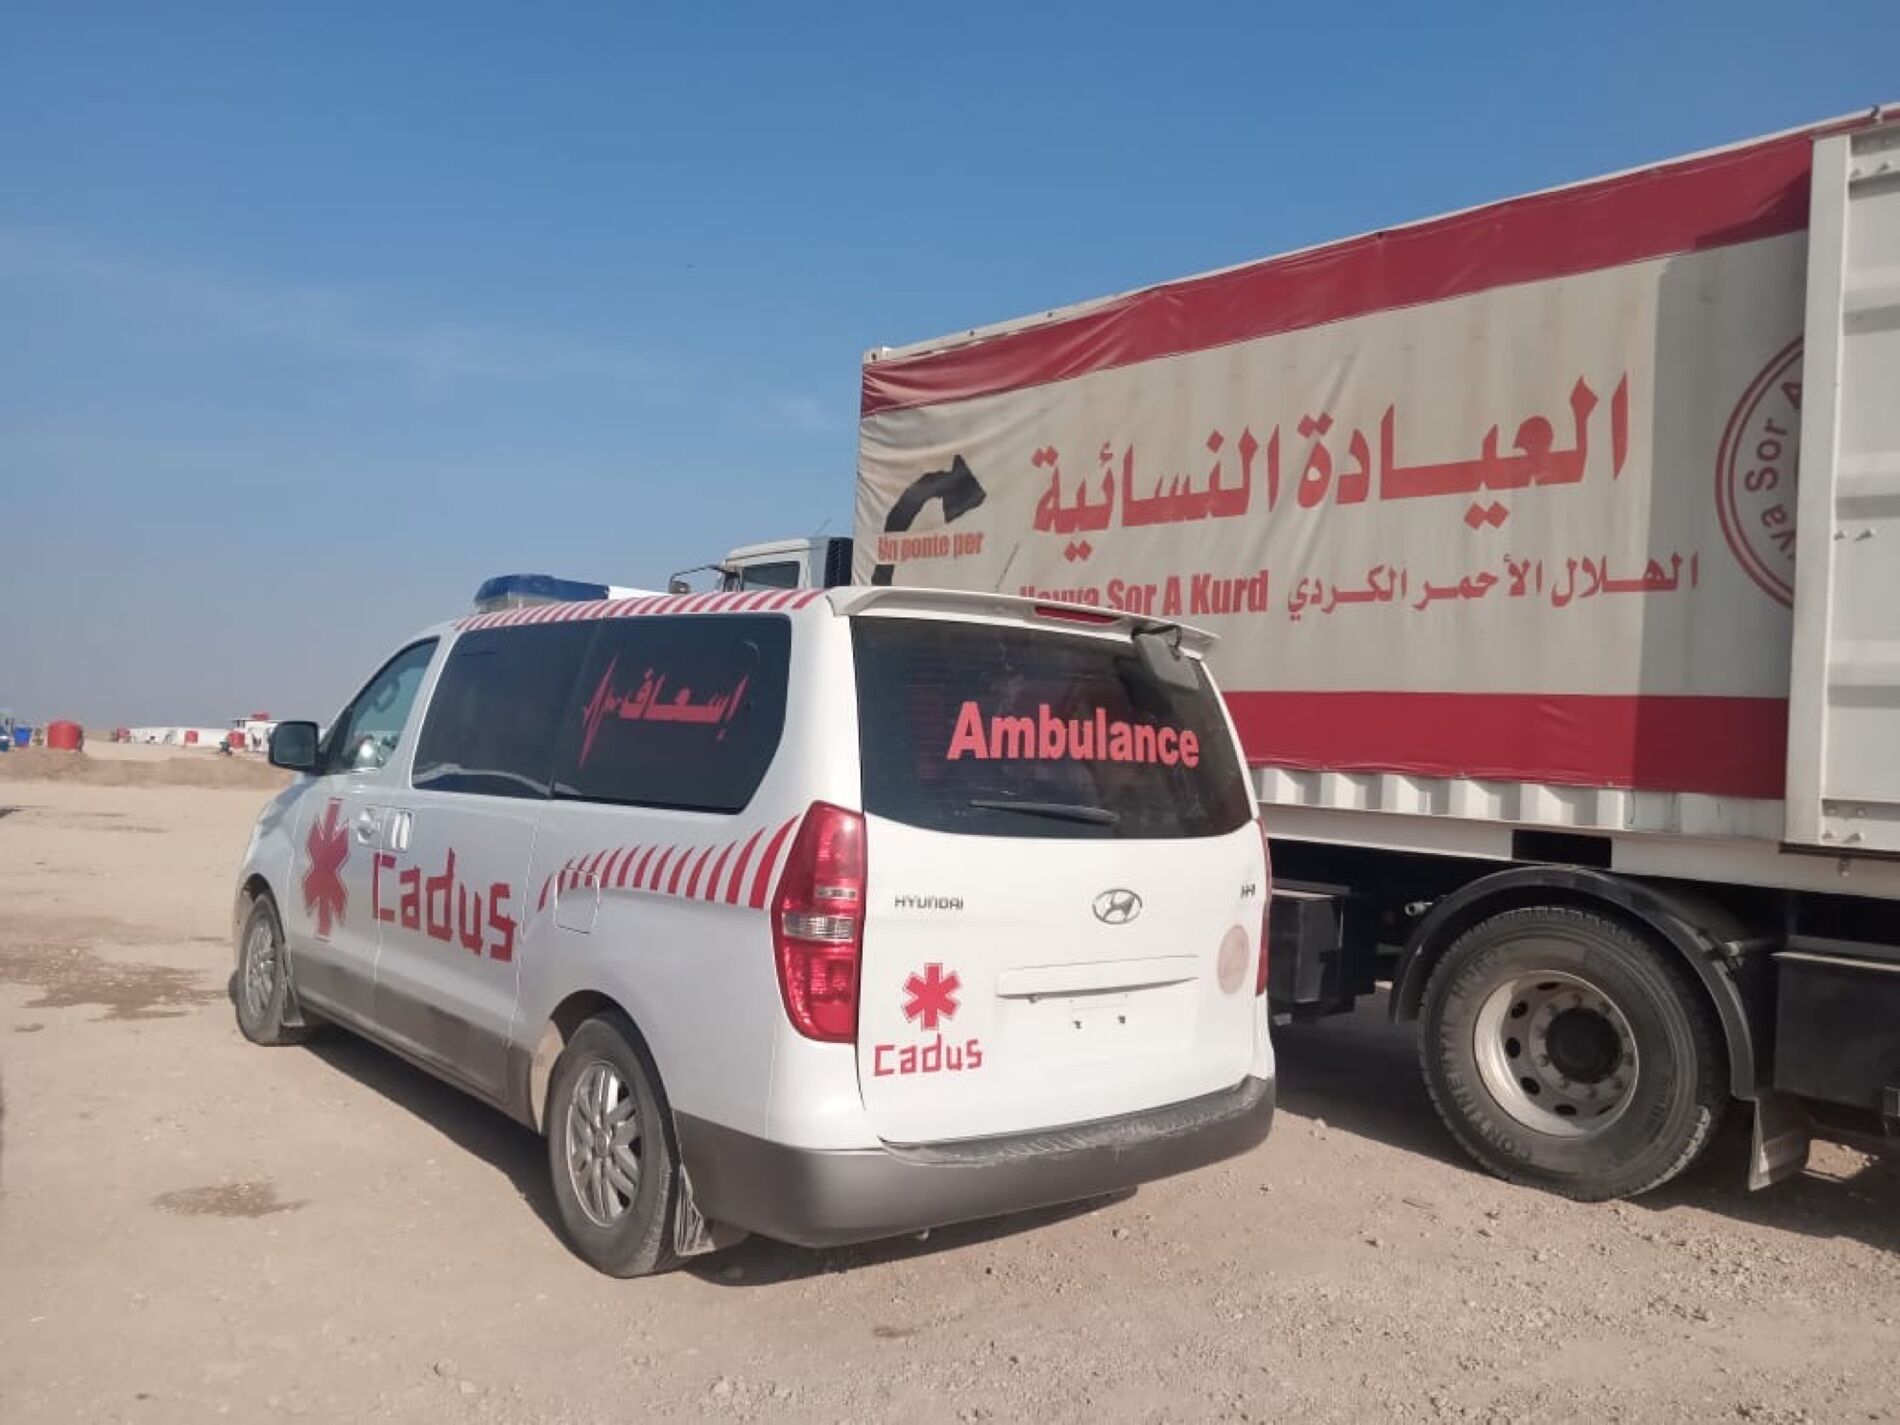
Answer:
[[967, 797, 1120, 826]]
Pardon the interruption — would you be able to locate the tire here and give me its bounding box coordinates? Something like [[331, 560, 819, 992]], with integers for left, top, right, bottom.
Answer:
[[234, 894, 310, 1047], [545, 1013, 683, 1278], [1418, 904, 1726, 1201]]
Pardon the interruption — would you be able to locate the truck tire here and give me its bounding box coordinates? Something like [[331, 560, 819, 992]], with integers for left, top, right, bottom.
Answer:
[[234, 894, 310, 1047], [545, 1013, 684, 1278], [1418, 904, 1726, 1200]]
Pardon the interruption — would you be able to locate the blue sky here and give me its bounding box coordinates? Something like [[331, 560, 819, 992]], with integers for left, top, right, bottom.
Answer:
[[1, 2, 1893, 725]]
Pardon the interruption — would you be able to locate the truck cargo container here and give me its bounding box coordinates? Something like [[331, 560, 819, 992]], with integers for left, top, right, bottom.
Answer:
[[832, 107, 1900, 1198]]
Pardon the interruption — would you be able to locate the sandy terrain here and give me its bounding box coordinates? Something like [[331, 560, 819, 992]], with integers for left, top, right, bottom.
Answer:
[[0, 762, 1895, 1423]]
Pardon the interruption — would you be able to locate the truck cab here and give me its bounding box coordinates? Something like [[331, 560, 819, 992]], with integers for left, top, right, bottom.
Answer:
[[669, 537, 853, 595]]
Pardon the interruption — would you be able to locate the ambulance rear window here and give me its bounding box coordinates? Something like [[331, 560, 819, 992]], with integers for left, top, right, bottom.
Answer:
[[852, 617, 1252, 839]]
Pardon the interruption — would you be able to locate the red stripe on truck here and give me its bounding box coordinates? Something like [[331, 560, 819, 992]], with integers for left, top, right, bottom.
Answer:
[[1223, 691, 1787, 801], [860, 128, 1836, 417]]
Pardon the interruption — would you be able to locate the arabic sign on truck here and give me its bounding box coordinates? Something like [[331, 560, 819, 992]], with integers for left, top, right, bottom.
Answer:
[[856, 122, 1838, 805]]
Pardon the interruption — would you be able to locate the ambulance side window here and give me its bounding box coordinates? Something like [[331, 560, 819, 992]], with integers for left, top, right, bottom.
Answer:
[[551, 615, 791, 814], [321, 640, 438, 776], [412, 624, 593, 798]]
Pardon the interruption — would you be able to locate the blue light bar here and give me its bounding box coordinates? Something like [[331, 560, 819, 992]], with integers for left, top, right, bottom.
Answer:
[[472, 572, 611, 612]]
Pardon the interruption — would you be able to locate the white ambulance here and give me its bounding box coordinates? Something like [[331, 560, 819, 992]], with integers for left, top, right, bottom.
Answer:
[[233, 585, 1275, 1275]]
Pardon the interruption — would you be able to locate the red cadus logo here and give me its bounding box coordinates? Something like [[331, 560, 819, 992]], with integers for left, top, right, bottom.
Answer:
[[302, 798, 350, 940], [902, 962, 961, 1031]]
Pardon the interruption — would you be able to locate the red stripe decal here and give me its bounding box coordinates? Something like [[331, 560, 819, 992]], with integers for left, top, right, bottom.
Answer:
[[602, 846, 628, 888], [684, 844, 717, 899], [605, 846, 633, 888], [702, 841, 735, 900], [666, 848, 692, 896], [724, 828, 765, 905], [748, 816, 800, 910], [646, 846, 676, 892], [629, 845, 660, 890], [1222, 691, 1788, 801], [860, 129, 1833, 416]]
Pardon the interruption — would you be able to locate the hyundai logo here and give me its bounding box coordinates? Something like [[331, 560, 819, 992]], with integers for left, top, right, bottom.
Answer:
[[1092, 889, 1142, 925]]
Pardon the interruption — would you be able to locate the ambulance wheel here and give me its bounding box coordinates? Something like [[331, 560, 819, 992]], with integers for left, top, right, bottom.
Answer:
[[1419, 905, 1726, 1201], [235, 894, 310, 1047], [546, 1013, 683, 1277]]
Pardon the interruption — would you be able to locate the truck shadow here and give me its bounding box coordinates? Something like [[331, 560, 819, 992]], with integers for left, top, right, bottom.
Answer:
[[1273, 991, 1900, 1255], [1270, 994, 1461, 1164], [1639, 1128, 1900, 1255]]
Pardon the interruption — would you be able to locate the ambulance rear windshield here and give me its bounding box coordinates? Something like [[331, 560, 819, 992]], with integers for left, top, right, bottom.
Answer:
[[851, 617, 1252, 839]]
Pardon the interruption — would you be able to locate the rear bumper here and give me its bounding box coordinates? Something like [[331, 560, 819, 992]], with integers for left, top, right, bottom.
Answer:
[[675, 1074, 1274, 1249]]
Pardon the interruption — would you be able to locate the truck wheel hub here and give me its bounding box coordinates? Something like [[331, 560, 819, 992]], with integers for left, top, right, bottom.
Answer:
[[1472, 970, 1640, 1138]]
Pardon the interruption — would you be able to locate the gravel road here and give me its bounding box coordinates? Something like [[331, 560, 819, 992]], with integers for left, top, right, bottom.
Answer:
[[2, 752, 1895, 1422]]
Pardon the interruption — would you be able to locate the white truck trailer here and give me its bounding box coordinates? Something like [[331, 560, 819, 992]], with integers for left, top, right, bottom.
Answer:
[[705, 109, 1900, 1200]]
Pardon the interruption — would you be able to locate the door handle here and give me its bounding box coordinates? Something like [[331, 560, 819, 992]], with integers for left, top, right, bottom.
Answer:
[[353, 812, 381, 845]]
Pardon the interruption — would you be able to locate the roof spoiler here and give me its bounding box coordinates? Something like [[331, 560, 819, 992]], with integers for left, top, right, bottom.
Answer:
[[824, 586, 1217, 657]]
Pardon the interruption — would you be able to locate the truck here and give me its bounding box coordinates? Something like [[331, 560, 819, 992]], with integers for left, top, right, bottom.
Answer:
[[685, 107, 1900, 1200]]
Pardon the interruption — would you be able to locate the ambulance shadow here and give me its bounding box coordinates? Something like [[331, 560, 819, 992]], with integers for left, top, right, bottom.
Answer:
[[291, 1017, 1131, 1275], [689, 1192, 1129, 1288], [302, 1029, 563, 1237]]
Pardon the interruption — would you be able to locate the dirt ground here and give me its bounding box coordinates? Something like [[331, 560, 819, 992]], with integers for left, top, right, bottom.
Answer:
[[1, 752, 1896, 1423]]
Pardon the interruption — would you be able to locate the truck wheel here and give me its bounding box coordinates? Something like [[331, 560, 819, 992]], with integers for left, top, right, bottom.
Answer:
[[545, 1014, 684, 1278], [234, 894, 310, 1047], [1418, 905, 1726, 1200]]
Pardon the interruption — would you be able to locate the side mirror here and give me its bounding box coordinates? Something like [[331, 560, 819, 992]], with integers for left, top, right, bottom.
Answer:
[[269, 721, 321, 773]]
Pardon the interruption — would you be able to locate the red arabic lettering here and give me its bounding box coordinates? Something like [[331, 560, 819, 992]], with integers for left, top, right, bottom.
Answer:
[[1029, 372, 1632, 540], [578, 656, 751, 767]]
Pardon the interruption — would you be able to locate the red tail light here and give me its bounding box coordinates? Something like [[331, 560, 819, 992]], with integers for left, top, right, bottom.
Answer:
[[771, 802, 865, 1042], [1256, 817, 1273, 996]]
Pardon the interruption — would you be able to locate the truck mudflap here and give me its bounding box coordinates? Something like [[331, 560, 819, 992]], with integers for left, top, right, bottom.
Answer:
[[1748, 1091, 1813, 1191]]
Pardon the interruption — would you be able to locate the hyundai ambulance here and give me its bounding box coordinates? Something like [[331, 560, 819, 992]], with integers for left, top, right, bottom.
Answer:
[[232, 585, 1275, 1275]]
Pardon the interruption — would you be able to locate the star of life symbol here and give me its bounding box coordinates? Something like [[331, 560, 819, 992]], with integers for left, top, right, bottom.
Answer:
[[902, 962, 961, 1031], [302, 798, 350, 940]]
